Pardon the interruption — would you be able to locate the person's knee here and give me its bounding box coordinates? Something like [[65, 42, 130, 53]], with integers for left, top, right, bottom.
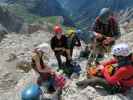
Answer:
[[76, 77, 105, 88]]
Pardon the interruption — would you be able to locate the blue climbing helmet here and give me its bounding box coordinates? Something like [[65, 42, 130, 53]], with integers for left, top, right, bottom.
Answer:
[[21, 84, 42, 100], [76, 29, 82, 34]]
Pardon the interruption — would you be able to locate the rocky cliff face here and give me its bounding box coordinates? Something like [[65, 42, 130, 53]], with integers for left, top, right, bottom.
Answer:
[[4, 0, 74, 26], [0, 7, 24, 33], [6, 0, 67, 16], [59, 0, 133, 30], [30, 0, 65, 16], [57, 0, 87, 15]]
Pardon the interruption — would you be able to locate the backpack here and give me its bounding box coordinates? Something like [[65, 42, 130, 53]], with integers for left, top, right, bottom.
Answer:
[[62, 61, 81, 77], [71, 61, 81, 75], [61, 62, 73, 77], [86, 64, 115, 78]]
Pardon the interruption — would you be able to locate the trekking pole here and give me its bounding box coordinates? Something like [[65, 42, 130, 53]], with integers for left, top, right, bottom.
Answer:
[[87, 49, 93, 64], [75, 47, 79, 59], [106, 46, 110, 57], [87, 44, 94, 68], [90, 38, 98, 66], [93, 54, 98, 65]]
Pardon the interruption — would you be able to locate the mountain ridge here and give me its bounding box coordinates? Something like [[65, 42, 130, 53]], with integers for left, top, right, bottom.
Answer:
[[58, 0, 133, 30]]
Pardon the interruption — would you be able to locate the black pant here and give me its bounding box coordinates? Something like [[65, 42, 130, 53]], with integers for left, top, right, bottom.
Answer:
[[55, 51, 70, 69], [37, 75, 56, 93]]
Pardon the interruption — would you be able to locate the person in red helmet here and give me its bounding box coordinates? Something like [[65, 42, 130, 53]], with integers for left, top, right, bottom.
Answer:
[[53, 25, 62, 33], [51, 25, 71, 70]]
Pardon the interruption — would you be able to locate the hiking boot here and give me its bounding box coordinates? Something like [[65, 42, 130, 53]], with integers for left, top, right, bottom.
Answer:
[[47, 85, 56, 93]]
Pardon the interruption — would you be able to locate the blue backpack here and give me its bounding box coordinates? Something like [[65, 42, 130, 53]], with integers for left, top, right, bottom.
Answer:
[[71, 61, 81, 75]]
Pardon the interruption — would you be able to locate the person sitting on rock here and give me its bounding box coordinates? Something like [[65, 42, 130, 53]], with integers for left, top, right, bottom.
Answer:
[[31, 43, 67, 99], [91, 8, 121, 61], [31, 43, 56, 92], [50, 25, 71, 70], [77, 43, 133, 94]]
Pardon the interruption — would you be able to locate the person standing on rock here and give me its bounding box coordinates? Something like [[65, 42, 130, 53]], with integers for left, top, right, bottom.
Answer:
[[51, 25, 71, 70], [91, 8, 121, 61], [65, 29, 81, 57]]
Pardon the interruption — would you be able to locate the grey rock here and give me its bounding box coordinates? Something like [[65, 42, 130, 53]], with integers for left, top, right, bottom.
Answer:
[[0, 24, 8, 42], [0, 6, 25, 33]]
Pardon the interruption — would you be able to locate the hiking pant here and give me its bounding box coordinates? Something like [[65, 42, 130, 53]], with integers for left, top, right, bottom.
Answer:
[[55, 51, 70, 69], [89, 40, 115, 64], [76, 77, 107, 88], [70, 48, 74, 58], [37, 73, 56, 93], [52, 88, 62, 100], [76, 77, 123, 94]]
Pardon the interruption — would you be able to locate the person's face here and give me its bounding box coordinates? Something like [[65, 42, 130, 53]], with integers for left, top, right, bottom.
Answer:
[[113, 55, 126, 61], [99, 15, 110, 24], [56, 32, 62, 39], [38, 50, 43, 56]]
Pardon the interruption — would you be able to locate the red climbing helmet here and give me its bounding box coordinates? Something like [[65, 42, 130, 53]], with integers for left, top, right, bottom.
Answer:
[[53, 25, 62, 33]]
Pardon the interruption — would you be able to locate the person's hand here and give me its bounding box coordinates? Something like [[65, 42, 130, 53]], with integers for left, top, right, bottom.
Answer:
[[94, 32, 103, 39], [50, 69, 56, 75], [63, 79, 72, 89], [54, 48, 59, 51], [54, 48, 63, 51], [103, 39, 108, 45], [76, 46, 81, 51], [97, 64, 104, 70], [62, 48, 66, 52], [103, 37, 113, 46], [42, 67, 54, 74]]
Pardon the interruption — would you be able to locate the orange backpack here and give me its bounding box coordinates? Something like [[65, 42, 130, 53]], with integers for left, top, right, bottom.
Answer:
[[87, 65, 114, 78]]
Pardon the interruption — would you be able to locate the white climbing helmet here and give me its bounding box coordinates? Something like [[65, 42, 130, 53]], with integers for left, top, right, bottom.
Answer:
[[36, 43, 50, 54], [112, 43, 131, 57]]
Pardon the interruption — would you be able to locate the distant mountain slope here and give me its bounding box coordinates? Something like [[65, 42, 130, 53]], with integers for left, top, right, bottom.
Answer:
[[4, 0, 74, 26], [0, 6, 24, 33], [58, 0, 133, 30]]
